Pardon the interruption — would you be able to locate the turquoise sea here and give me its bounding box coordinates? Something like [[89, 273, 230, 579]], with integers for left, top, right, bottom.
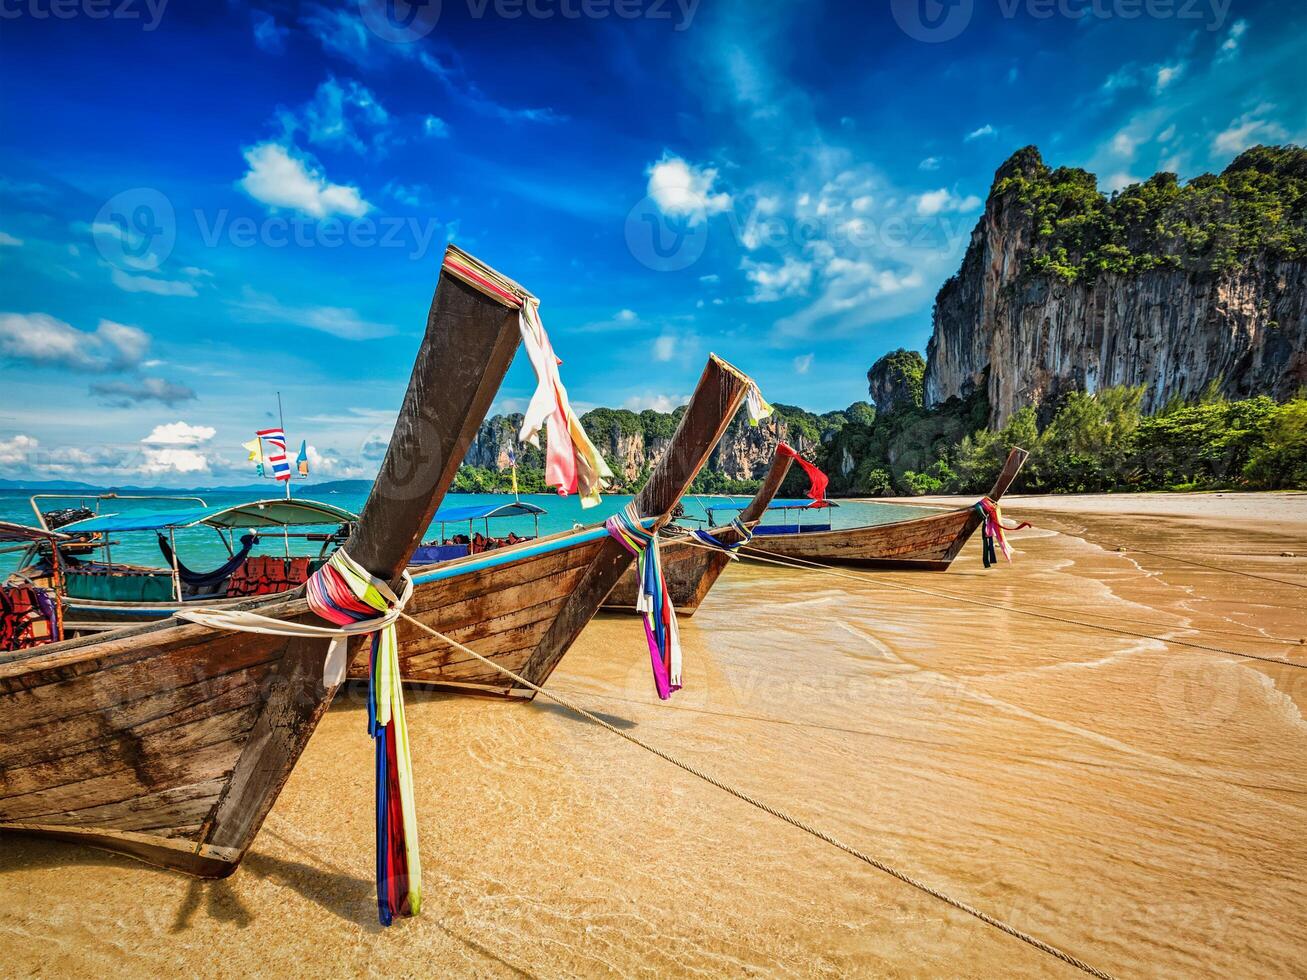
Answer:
[[0, 489, 942, 575]]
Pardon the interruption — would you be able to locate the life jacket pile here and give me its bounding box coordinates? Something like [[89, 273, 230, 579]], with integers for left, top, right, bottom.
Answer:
[[226, 556, 314, 597], [0, 586, 58, 652]]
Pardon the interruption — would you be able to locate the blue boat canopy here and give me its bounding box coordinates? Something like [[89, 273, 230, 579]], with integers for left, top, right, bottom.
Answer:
[[707, 498, 838, 513], [432, 501, 548, 523], [59, 499, 359, 534]]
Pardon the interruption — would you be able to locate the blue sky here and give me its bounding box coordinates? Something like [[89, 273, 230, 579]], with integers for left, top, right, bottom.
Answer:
[[0, 0, 1302, 485]]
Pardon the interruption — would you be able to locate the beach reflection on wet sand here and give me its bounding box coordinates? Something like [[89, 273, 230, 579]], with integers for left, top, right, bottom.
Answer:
[[2, 495, 1305, 977]]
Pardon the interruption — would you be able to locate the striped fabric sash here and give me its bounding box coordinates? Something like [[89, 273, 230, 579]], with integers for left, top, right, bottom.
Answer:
[[307, 551, 421, 927], [606, 503, 682, 700], [973, 498, 1031, 564], [691, 518, 753, 553]]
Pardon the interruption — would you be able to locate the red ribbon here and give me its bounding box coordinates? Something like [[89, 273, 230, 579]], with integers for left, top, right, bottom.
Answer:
[[776, 443, 829, 503]]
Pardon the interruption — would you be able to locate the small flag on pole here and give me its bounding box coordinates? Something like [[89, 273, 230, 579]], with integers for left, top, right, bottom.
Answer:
[[268, 450, 292, 482], [243, 438, 266, 477], [508, 446, 518, 497], [296, 440, 309, 477], [257, 427, 287, 452]]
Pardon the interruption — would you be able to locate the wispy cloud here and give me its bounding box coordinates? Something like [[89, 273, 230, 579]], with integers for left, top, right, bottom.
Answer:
[[230, 287, 394, 340], [964, 124, 996, 142], [0, 313, 149, 372]]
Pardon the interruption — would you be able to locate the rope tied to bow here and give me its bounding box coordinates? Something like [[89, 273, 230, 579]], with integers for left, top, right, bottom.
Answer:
[[690, 518, 754, 560], [177, 549, 421, 927], [605, 502, 682, 699], [974, 497, 1031, 568]]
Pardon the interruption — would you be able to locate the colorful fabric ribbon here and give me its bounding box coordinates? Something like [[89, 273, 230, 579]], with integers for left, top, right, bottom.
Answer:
[[306, 550, 421, 927], [973, 498, 1032, 567], [691, 518, 753, 554], [776, 443, 829, 502], [605, 503, 682, 700], [745, 383, 773, 427], [517, 298, 613, 508]]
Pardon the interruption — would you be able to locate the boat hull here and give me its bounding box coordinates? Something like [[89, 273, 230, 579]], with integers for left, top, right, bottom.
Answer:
[[743, 506, 978, 569]]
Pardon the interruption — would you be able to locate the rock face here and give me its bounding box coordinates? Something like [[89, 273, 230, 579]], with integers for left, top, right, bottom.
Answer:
[[463, 414, 523, 469], [464, 406, 815, 484], [925, 147, 1307, 425], [867, 349, 926, 414]]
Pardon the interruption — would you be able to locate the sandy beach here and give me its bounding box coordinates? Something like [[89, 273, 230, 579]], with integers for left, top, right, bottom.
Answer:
[[2, 492, 1305, 977]]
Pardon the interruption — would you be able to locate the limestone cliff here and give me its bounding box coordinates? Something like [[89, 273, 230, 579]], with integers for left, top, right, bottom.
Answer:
[[925, 145, 1307, 425]]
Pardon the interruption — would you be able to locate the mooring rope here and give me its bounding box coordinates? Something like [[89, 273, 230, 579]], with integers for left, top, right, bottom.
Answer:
[[394, 610, 1114, 979], [1117, 546, 1307, 591], [714, 541, 1307, 671], [677, 537, 1304, 647]]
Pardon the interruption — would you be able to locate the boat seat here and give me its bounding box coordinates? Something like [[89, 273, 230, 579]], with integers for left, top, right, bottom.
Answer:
[[225, 555, 319, 597], [0, 585, 58, 651]]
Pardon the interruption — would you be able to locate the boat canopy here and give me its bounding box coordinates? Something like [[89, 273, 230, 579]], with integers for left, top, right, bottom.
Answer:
[[59, 499, 359, 534], [432, 501, 547, 523], [708, 498, 837, 513], [0, 520, 69, 543]]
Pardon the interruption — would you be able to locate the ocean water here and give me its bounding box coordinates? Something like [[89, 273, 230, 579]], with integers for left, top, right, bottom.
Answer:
[[0, 488, 943, 574]]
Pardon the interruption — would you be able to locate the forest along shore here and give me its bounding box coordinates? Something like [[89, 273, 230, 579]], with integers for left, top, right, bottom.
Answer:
[[0, 494, 1304, 977]]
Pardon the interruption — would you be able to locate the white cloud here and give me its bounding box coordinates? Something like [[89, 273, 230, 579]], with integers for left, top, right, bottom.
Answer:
[[110, 268, 199, 297], [652, 333, 677, 361], [914, 188, 982, 217], [280, 76, 391, 155], [851, 195, 874, 212], [1154, 62, 1185, 92], [741, 256, 813, 303], [231, 287, 393, 340], [1217, 20, 1248, 62], [0, 313, 149, 372], [793, 353, 814, 375], [622, 392, 688, 413], [964, 124, 996, 142], [1111, 130, 1142, 160], [238, 142, 370, 219], [615, 308, 638, 322], [0, 231, 22, 246], [1104, 172, 1140, 193], [142, 421, 216, 445], [0, 434, 37, 465], [423, 115, 449, 138], [646, 154, 732, 225], [698, 274, 719, 284], [1102, 65, 1139, 93], [140, 447, 210, 474], [918, 157, 940, 172], [1157, 124, 1177, 143], [1212, 107, 1287, 156]]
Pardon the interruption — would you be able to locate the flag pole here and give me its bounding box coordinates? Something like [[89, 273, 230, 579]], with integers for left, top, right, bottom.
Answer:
[[277, 391, 291, 500]]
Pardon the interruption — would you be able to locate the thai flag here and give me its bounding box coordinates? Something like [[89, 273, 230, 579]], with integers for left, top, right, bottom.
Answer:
[[257, 427, 287, 452], [268, 451, 292, 482]]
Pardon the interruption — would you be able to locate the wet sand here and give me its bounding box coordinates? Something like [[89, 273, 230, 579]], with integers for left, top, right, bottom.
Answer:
[[3, 494, 1306, 977]]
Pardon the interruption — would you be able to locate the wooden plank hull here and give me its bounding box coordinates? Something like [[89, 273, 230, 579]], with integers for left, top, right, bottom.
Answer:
[[743, 507, 977, 569], [0, 246, 526, 876]]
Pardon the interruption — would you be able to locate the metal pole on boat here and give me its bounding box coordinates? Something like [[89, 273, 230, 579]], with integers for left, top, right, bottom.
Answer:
[[277, 391, 292, 501]]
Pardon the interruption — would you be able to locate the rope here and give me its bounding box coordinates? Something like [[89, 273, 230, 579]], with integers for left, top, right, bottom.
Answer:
[[395, 610, 1114, 979], [1118, 547, 1307, 591], [715, 540, 1307, 671]]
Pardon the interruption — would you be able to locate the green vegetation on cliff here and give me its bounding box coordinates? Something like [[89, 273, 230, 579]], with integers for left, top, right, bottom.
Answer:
[[995, 144, 1307, 281], [822, 384, 1307, 496]]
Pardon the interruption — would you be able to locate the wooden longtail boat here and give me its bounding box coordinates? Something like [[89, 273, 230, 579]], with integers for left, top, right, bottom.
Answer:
[[738, 447, 1029, 570], [0, 246, 524, 876], [348, 354, 755, 698], [601, 446, 796, 616]]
